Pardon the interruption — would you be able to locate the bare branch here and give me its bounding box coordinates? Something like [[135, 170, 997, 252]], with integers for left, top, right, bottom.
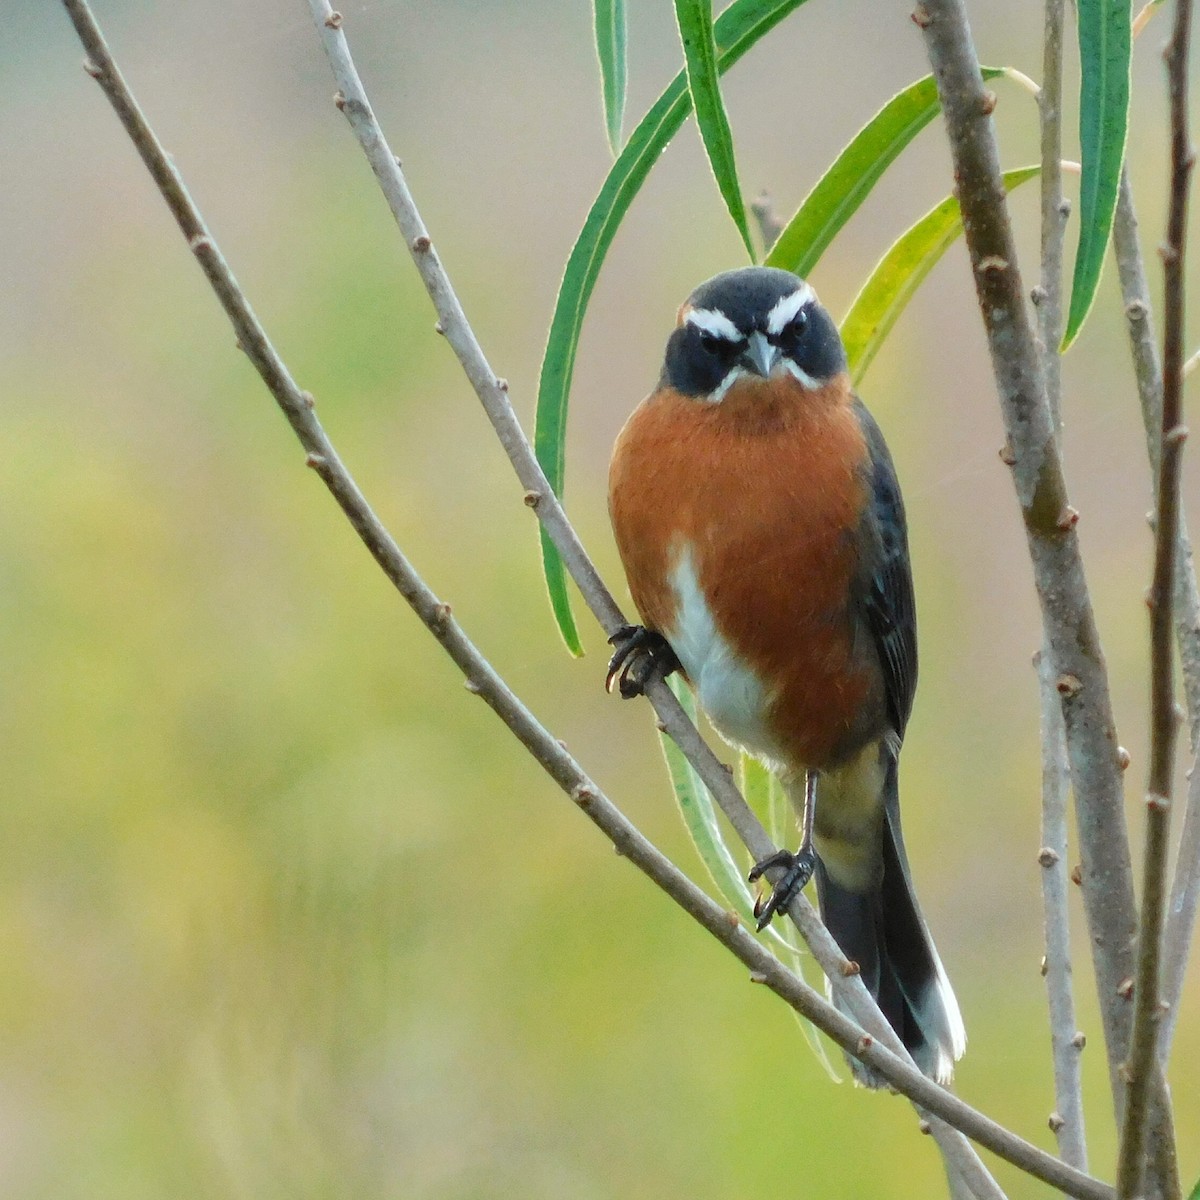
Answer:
[[1112, 169, 1200, 1062], [915, 0, 1138, 1108], [1116, 0, 1194, 1194], [53, 5, 1121, 1195], [1032, 0, 1088, 1170]]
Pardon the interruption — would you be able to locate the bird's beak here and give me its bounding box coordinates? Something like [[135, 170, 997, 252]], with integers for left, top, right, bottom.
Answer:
[[740, 330, 780, 378]]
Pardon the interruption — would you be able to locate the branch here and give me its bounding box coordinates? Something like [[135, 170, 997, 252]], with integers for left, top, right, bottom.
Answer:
[[1116, 0, 1194, 1193], [1033, 0, 1088, 1171], [1111, 168, 1200, 1065], [56, 1, 1115, 1196], [914, 0, 1138, 1109]]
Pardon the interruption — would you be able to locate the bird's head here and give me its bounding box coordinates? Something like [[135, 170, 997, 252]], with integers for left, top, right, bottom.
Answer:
[[663, 266, 846, 403]]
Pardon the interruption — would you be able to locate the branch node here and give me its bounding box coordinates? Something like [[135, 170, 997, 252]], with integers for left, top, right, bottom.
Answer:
[[1037, 847, 1060, 868], [188, 234, 214, 254], [1164, 422, 1189, 446], [1030, 284, 1048, 306], [1039, 954, 1048, 977], [434, 321, 446, 336], [748, 970, 768, 985], [523, 489, 542, 508], [856, 1033, 874, 1054], [998, 440, 1016, 466], [431, 601, 453, 630], [1125, 297, 1150, 322], [1055, 505, 1080, 531], [300, 391, 316, 410], [411, 234, 431, 253], [82, 57, 103, 79], [324, 9, 344, 27], [1055, 673, 1082, 698], [1117, 976, 1135, 1000], [333, 90, 346, 111], [1117, 746, 1131, 771], [496, 377, 509, 392], [305, 451, 326, 470], [570, 783, 598, 807], [1071, 863, 1083, 886], [1048, 1111, 1065, 1133], [918, 1119, 932, 1135], [1071, 1030, 1086, 1050], [910, 3, 932, 27], [463, 677, 482, 695], [1145, 791, 1171, 814], [977, 254, 1009, 274], [841, 959, 861, 978], [980, 89, 998, 116]]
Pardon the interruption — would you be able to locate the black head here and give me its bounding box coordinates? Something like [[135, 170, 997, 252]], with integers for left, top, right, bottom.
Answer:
[[662, 266, 847, 401]]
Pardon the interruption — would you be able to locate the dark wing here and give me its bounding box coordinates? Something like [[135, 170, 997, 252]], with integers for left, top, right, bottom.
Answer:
[[853, 399, 918, 740]]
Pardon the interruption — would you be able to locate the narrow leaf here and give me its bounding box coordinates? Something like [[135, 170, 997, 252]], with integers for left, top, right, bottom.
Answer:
[[674, 0, 756, 259], [593, 0, 628, 154], [1187, 1176, 1200, 1200], [1063, 0, 1131, 349], [658, 679, 756, 920], [738, 751, 839, 1077], [841, 166, 1041, 385], [659, 685, 838, 1077], [535, 0, 808, 650], [766, 70, 1003, 279]]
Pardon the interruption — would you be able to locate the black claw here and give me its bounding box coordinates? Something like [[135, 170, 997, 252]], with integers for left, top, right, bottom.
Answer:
[[605, 625, 679, 698], [750, 846, 819, 930]]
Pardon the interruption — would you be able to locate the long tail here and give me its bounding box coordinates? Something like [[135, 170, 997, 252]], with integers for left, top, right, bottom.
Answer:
[[814, 761, 965, 1085]]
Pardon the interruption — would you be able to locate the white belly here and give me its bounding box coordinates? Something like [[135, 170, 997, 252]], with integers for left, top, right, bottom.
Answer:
[[666, 548, 781, 762]]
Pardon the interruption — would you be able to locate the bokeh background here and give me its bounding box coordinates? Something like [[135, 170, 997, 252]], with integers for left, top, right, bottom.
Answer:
[[3, 1, 1198, 1196]]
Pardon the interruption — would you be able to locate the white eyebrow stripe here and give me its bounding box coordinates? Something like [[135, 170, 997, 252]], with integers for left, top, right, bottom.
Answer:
[[765, 283, 816, 335], [685, 307, 742, 341]]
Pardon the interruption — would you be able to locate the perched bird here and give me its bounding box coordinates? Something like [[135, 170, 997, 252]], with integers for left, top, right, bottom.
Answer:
[[607, 266, 965, 1083]]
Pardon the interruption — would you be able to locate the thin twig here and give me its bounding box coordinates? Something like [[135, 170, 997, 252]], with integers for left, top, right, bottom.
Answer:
[[1112, 169, 1200, 1063], [1115, 0, 1194, 1194], [1033, 0, 1088, 1171], [750, 190, 785, 254], [303, 8, 1005, 1193], [915, 0, 1138, 1110], [53, 4, 1119, 1196]]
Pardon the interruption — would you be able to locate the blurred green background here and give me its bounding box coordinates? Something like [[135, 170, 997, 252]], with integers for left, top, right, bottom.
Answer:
[[3, 2, 1197, 1196]]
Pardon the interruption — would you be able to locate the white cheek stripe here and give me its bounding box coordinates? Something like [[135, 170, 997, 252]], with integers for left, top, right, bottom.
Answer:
[[705, 365, 747, 404], [782, 357, 822, 390], [685, 307, 742, 341], [765, 283, 816, 335]]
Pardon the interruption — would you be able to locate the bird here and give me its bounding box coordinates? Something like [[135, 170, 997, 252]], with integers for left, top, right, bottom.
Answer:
[[606, 265, 965, 1084]]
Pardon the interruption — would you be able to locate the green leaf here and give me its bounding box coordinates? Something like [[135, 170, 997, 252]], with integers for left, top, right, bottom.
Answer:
[[593, 0, 628, 154], [658, 679, 755, 921], [1063, 0, 1131, 350], [673, 0, 756, 260], [535, 0, 809, 651], [840, 166, 1041, 386], [658, 684, 839, 1078], [766, 70, 1003, 279]]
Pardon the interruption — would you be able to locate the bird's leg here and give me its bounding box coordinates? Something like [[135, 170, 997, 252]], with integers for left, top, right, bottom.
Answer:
[[749, 770, 819, 930], [605, 624, 680, 698]]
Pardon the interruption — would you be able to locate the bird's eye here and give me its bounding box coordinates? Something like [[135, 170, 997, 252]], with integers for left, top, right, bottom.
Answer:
[[698, 330, 739, 357], [776, 309, 809, 353]]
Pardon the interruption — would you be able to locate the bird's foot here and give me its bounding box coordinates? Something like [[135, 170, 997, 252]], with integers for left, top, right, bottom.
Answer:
[[605, 624, 680, 698], [749, 845, 819, 930]]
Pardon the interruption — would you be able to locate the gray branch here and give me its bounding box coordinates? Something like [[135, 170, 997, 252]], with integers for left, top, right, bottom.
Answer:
[[915, 0, 1138, 1112], [1111, 169, 1200, 1065], [57, 0, 1123, 1196], [1033, 0, 1089, 1170]]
